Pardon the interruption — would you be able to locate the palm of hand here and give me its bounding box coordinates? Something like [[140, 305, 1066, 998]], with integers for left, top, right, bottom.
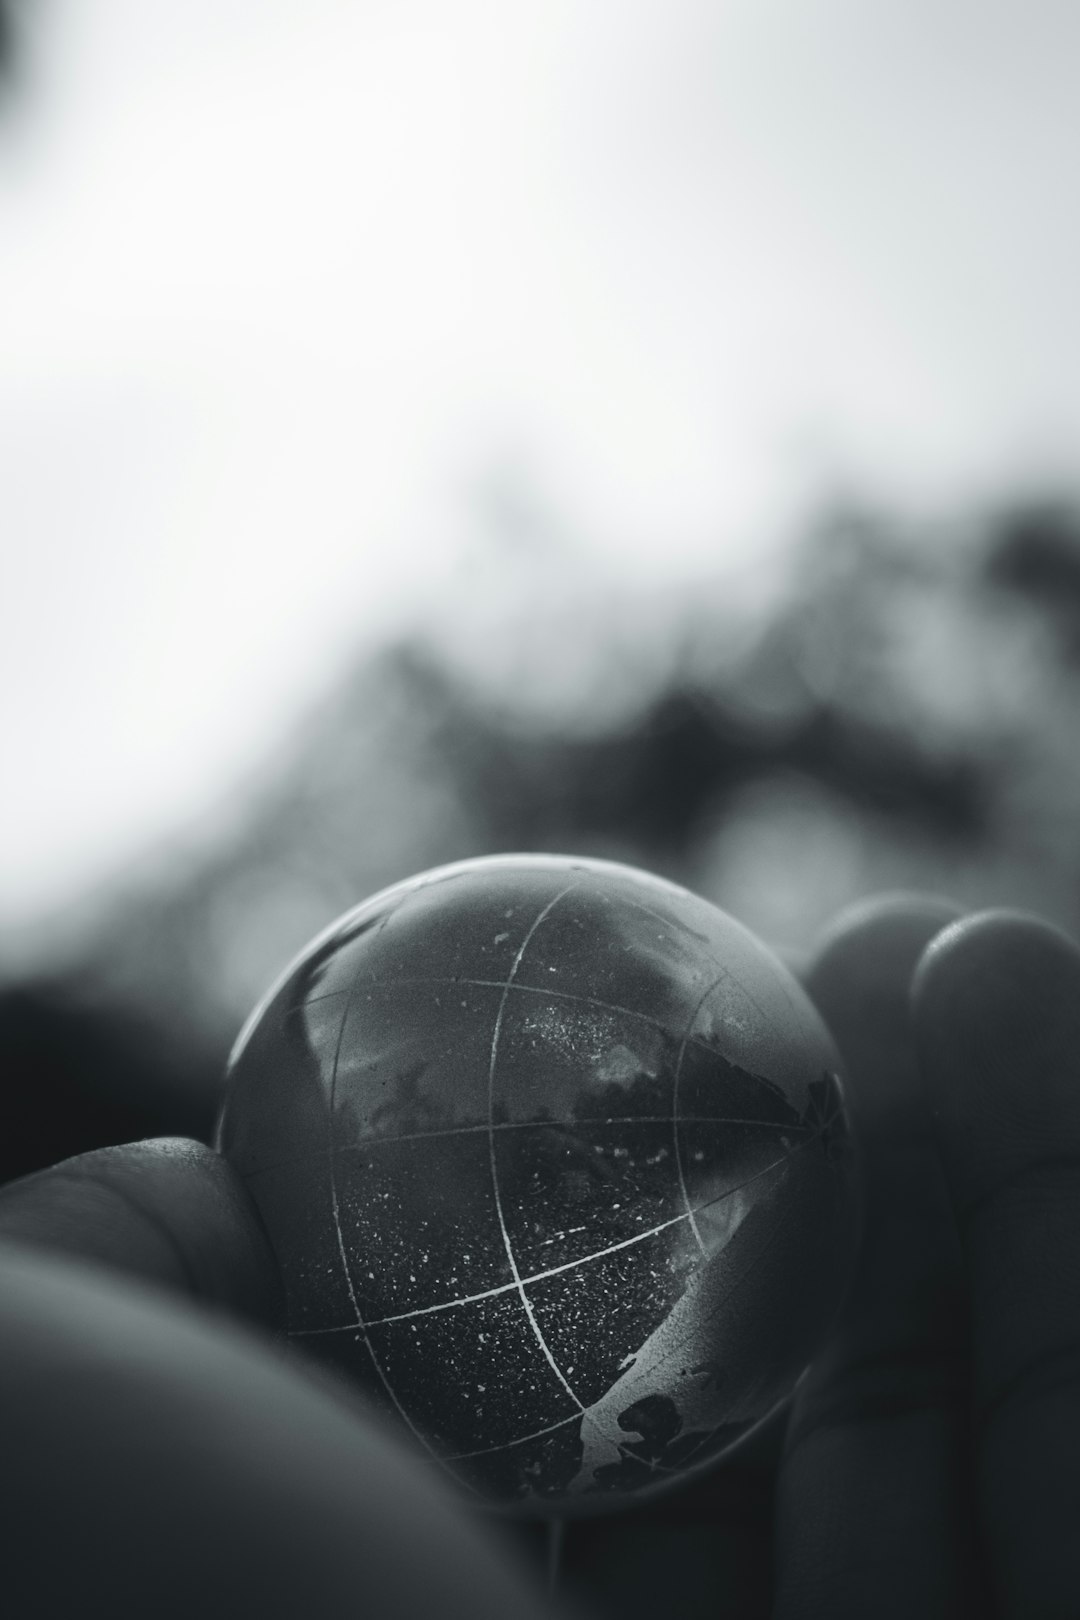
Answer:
[[1, 898, 1078, 1619]]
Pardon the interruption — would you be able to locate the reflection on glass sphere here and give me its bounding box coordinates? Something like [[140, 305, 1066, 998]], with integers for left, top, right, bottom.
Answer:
[[218, 854, 856, 1514]]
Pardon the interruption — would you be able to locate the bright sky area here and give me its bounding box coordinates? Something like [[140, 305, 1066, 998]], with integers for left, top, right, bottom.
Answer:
[[3, 0, 1080, 930]]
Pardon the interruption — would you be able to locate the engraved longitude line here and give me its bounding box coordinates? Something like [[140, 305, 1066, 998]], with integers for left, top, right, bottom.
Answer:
[[483, 884, 637, 1460], [322, 968, 472, 1489], [294, 1110, 823, 1338], [298, 884, 838, 1487], [485, 882, 595, 1429], [300, 1125, 828, 1480], [672, 972, 730, 1257], [447, 1195, 809, 1473]]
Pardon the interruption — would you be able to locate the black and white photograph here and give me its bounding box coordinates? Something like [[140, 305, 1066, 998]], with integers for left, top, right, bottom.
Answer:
[[3, 4, 1080, 1616]]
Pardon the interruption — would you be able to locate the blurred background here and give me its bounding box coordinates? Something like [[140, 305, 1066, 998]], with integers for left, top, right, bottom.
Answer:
[[4, 0, 1080, 1188]]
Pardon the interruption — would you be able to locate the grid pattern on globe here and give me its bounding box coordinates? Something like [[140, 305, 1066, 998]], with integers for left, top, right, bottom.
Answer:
[[238, 870, 834, 1498]]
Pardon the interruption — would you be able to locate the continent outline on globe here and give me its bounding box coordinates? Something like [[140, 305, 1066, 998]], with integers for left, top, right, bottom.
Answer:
[[217, 854, 856, 1514]]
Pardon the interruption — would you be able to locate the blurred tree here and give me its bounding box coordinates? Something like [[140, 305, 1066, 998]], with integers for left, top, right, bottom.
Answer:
[[0, 0, 23, 92], [5, 488, 1080, 1178], [0, 983, 217, 1183], [985, 498, 1080, 658]]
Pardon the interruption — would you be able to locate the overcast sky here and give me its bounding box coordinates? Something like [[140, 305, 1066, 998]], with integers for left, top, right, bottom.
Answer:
[[3, 0, 1080, 931]]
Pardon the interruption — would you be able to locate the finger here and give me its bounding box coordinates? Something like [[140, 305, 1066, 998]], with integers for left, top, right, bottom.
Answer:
[[915, 912, 1080, 1620], [0, 1136, 283, 1328], [774, 894, 984, 1620], [0, 1241, 550, 1619]]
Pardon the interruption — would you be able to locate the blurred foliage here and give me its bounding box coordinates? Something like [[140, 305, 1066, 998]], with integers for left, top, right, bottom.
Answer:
[[985, 498, 1080, 658], [0, 0, 24, 92], [0, 986, 214, 1183], [5, 491, 1080, 1176]]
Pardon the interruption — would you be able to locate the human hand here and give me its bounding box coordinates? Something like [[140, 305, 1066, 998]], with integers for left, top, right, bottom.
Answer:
[[4, 898, 1078, 1620], [0, 1140, 550, 1618], [564, 897, 1080, 1619], [773, 899, 1080, 1620]]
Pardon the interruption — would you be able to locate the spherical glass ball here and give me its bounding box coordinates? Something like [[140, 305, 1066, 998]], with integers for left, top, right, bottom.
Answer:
[[218, 855, 856, 1514]]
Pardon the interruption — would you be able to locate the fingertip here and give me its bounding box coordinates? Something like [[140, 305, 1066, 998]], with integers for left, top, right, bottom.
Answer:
[[912, 907, 1080, 1025], [806, 892, 963, 1010], [0, 1137, 285, 1330], [0, 1246, 548, 1620], [809, 891, 964, 975], [913, 910, 1080, 1206], [914, 911, 1080, 1613], [803, 893, 963, 1120], [774, 895, 979, 1620]]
